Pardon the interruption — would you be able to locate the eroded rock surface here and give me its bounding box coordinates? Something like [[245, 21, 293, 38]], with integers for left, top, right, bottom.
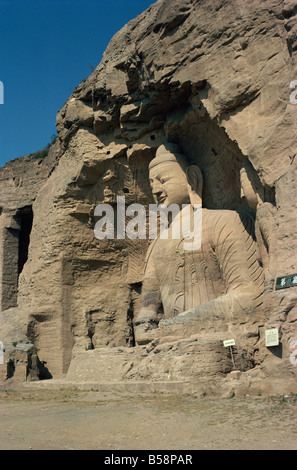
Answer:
[[0, 0, 296, 395]]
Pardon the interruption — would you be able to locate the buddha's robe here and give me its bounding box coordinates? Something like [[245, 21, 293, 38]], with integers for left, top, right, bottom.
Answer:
[[140, 208, 264, 322]]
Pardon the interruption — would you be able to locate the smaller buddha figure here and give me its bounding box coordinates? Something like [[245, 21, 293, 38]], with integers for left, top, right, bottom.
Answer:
[[240, 158, 277, 291]]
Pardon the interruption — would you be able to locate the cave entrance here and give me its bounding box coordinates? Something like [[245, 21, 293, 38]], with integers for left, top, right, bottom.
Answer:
[[0, 206, 33, 311], [17, 206, 33, 276]]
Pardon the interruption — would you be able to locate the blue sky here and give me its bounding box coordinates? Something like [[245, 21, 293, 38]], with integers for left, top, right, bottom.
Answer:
[[0, 0, 154, 167]]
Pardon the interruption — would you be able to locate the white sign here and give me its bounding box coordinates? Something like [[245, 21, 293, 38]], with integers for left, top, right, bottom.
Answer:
[[290, 80, 297, 105], [265, 328, 279, 347], [223, 339, 235, 347]]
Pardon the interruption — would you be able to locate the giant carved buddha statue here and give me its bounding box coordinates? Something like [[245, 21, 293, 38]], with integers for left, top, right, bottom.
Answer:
[[135, 143, 264, 343]]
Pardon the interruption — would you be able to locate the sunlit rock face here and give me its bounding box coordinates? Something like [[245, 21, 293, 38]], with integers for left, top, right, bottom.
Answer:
[[0, 0, 296, 395]]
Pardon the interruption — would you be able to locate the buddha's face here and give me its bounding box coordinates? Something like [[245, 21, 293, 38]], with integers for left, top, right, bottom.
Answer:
[[149, 161, 190, 207]]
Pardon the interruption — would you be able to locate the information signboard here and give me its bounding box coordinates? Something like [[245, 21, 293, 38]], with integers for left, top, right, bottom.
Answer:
[[265, 328, 279, 347], [275, 274, 297, 290]]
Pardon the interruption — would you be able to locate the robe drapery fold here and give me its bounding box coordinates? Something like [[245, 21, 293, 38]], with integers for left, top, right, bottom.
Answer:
[[140, 208, 264, 321]]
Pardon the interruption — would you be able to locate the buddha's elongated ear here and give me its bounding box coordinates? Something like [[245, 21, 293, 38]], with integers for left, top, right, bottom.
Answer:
[[186, 165, 203, 206]]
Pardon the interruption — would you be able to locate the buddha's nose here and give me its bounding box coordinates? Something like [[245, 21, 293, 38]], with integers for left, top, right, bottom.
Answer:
[[151, 180, 163, 197]]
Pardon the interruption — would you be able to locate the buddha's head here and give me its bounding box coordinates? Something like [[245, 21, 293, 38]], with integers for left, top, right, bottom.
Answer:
[[149, 143, 203, 207]]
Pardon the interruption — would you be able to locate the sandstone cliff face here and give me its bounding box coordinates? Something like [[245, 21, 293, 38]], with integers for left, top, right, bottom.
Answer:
[[0, 145, 60, 322], [0, 0, 296, 394]]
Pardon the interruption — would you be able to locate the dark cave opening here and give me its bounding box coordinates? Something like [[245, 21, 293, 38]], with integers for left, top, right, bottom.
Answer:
[[17, 206, 33, 276]]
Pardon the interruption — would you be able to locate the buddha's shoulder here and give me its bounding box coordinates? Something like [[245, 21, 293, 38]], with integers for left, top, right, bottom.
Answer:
[[203, 208, 255, 228]]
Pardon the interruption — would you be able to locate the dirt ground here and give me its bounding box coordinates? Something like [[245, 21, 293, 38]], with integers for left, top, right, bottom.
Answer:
[[0, 380, 296, 451]]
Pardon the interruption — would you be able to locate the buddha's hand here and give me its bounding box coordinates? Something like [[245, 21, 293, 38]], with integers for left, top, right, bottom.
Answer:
[[160, 307, 211, 325], [134, 309, 159, 345], [172, 309, 195, 323]]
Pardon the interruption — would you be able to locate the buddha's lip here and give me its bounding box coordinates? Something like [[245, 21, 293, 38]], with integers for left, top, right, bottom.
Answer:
[[157, 195, 167, 204]]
